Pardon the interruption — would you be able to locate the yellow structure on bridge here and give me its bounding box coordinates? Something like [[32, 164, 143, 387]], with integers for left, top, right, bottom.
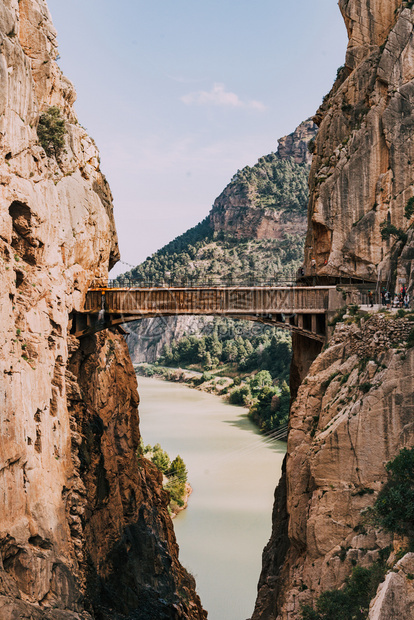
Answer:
[[72, 285, 346, 342]]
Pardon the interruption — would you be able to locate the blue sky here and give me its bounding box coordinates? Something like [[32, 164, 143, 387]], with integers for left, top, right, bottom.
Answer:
[[46, 0, 348, 276]]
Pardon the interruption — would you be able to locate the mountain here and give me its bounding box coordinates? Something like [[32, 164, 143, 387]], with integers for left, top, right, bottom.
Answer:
[[124, 120, 317, 363]]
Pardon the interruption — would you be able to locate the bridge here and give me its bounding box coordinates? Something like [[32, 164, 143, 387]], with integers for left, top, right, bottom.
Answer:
[[71, 284, 352, 342]]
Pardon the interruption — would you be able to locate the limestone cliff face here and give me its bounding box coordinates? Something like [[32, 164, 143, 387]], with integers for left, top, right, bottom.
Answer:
[[0, 1, 204, 618], [251, 2, 414, 618], [252, 316, 414, 619], [276, 120, 316, 166], [304, 0, 414, 285], [127, 315, 214, 364]]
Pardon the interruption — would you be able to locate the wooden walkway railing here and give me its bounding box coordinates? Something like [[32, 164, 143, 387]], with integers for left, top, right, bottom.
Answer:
[[85, 286, 333, 316], [72, 285, 346, 342]]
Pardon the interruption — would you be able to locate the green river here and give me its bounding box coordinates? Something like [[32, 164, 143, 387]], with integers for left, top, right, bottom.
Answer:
[[137, 375, 286, 620]]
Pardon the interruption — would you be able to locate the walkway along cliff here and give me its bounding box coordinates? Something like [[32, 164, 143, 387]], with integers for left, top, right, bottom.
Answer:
[[252, 1, 414, 618], [0, 1, 205, 618]]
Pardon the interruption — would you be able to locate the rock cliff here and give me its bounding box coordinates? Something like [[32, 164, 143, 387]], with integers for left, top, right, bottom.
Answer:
[[253, 314, 414, 619], [0, 1, 205, 617], [304, 0, 414, 286], [275, 119, 317, 167], [252, 1, 414, 618]]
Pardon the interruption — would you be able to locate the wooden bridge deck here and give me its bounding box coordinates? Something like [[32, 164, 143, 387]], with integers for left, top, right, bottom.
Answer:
[[72, 285, 345, 342]]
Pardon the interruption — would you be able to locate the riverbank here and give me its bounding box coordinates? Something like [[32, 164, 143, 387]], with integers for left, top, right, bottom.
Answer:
[[135, 362, 290, 435], [171, 481, 192, 518], [134, 362, 234, 398]]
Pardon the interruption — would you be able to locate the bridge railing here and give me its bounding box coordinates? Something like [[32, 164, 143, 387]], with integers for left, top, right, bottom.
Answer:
[[91, 277, 300, 289], [84, 286, 332, 316]]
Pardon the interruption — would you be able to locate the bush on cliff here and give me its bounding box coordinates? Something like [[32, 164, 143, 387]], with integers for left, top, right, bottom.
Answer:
[[379, 221, 407, 244], [165, 455, 188, 509], [150, 443, 171, 474], [405, 197, 414, 220], [375, 447, 414, 538], [37, 106, 66, 159], [300, 562, 387, 620], [142, 444, 189, 510]]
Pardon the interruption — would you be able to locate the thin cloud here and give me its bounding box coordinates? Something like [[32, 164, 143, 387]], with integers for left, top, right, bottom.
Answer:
[[181, 83, 266, 111]]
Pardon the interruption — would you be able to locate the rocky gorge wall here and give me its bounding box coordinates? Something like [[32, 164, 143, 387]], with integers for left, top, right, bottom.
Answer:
[[253, 314, 414, 619], [0, 1, 205, 618], [252, 1, 414, 618], [304, 0, 414, 287]]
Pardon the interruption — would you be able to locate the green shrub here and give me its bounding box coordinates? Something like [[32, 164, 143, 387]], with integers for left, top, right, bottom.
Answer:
[[360, 382, 373, 394], [37, 106, 66, 158], [165, 455, 188, 508], [167, 455, 187, 482], [300, 563, 387, 620], [165, 478, 186, 507], [322, 371, 340, 390], [142, 443, 189, 511], [229, 384, 251, 406], [308, 137, 316, 154], [248, 380, 290, 432], [150, 443, 171, 474], [380, 221, 407, 244], [249, 370, 273, 392], [407, 327, 414, 348], [328, 306, 347, 327], [340, 372, 350, 385], [375, 447, 414, 538], [405, 197, 414, 220]]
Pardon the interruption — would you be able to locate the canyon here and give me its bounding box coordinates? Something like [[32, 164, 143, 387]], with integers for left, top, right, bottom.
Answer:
[[1, 0, 414, 619]]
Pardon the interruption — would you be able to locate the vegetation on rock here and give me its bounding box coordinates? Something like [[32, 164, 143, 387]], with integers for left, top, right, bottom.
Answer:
[[228, 155, 309, 212], [300, 561, 388, 620], [154, 319, 292, 432], [37, 106, 66, 159], [140, 442, 189, 512], [121, 226, 304, 285], [405, 197, 414, 220], [375, 447, 414, 539], [379, 221, 407, 244]]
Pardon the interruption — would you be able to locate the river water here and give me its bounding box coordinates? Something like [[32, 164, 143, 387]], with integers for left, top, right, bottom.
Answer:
[[137, 376, 286, 620]]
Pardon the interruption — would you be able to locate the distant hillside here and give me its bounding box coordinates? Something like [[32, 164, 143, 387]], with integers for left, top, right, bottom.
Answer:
[[120, 120, 316, 287]]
